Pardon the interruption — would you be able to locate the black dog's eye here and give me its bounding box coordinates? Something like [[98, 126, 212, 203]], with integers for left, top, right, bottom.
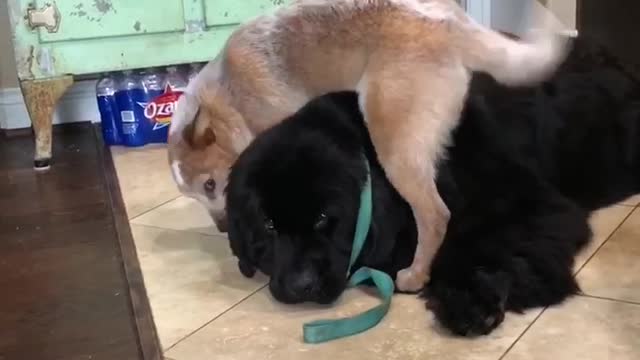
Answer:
[[265, 218, 276, 234], [204, 178, 216, 193], [314, 213, 329, 230]]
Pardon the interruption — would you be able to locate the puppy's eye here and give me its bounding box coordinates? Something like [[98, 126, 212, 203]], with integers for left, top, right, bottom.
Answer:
[[314, 213, 329, 230], [265, 218, 276, 234], [204, 178, 216, 193]]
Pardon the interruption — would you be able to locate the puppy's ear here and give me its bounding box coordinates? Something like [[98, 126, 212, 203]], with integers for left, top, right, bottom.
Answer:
[[182, 106, 217, 150], [172, 91, 217, 150], [197, 86, 255, 153]]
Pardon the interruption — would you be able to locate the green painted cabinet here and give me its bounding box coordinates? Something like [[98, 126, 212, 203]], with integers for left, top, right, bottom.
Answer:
[[7, 0, 286, 169]]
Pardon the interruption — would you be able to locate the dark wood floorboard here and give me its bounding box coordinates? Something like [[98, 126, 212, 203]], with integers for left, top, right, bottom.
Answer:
[[0, 124, 161, 360]]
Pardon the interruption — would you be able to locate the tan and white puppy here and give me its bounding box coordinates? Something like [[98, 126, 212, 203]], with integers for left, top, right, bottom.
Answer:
[[168, 0, 569, 292]]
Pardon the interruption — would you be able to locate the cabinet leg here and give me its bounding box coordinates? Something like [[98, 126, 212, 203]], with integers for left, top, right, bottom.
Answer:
[[20, 76, 74, 171]]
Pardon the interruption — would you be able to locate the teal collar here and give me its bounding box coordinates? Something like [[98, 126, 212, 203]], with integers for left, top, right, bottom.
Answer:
[[302, 159, 395, 344], [346, 159, 374, 277]]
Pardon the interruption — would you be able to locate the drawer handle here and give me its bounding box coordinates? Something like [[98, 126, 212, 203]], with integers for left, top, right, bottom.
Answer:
[[26, 2, 60, 33]]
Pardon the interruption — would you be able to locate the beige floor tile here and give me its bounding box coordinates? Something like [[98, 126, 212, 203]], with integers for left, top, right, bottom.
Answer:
[[131, 225, 267, 349], [503, 296, 640, 360], [621, 194, 640, 207], [575, 205, 633, 272], [577, 208, 640, 302], [132, 196, 224, 236], [111, 145, 181, 219], [166, 287, 542, 360]]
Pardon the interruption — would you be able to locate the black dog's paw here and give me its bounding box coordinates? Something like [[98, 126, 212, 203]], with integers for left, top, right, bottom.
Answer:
[[237, 259, 257, 278], [424, 270, 510, 337]]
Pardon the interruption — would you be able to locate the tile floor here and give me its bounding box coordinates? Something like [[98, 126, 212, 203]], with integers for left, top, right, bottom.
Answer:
[[112, 145, 640, 360]]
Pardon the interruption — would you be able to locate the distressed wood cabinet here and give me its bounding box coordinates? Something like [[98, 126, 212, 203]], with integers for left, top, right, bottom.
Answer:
[[7, 0, 286, 169]]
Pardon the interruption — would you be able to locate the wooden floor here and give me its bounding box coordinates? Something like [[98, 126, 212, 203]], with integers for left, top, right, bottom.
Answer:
[[0, 124, 161, 360]]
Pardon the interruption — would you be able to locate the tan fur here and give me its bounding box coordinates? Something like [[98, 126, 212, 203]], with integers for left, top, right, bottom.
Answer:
[[168, 0, 569, 292]]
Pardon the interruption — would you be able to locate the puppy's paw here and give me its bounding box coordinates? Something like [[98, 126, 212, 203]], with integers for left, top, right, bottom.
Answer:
[[425, 270, 509, 337], [396, 268, 429, 293]]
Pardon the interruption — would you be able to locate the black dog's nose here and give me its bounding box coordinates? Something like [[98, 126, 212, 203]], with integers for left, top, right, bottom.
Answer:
[[286, 269, 317, 298]]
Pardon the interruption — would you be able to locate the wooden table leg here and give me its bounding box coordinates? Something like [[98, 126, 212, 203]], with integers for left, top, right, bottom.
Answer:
[[20, 76, 74, 171]]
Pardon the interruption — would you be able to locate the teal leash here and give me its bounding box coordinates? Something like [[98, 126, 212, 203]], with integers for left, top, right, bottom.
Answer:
[[302, 160, 396, 344]]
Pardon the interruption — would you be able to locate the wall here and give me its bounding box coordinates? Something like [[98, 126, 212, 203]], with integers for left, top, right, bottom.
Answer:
[[491, 0, 528, 34], [490, 0, 576, 35], [0, 1, 18, 89], [548, 0, 577, 29]]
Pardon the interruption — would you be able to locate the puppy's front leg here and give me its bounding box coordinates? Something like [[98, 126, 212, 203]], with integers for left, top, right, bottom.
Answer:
[[361, 61, 468, 292], [373, 152, 449, 293], [397, 180, 450, 292]]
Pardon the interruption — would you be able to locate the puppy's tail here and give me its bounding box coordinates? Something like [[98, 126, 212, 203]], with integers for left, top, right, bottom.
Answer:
[[457, 2, 572, 87]]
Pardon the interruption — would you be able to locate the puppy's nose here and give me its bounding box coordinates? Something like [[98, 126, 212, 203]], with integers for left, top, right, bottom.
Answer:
[[210, 211, 229, 233]]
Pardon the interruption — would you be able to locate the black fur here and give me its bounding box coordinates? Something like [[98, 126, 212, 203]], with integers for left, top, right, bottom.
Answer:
[[225, 37, 640, 335]]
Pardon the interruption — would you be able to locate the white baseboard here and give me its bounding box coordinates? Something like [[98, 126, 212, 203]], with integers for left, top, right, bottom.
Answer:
[[0, 80, 100, 130]]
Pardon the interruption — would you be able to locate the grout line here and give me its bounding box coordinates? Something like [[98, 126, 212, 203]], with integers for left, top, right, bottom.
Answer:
[[616, 203, 638, 209], [498, 308, 548, 360], [499, 289, 640, 360], [129, 195, 183, 221], [128, 222, 226, 239], [574, 207, 636, 276], [576, 293, 640, 306], [164, 284, 268, 352]]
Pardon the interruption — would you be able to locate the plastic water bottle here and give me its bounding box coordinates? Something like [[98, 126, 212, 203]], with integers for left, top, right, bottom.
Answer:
[[141, 68, 165, 97], [165, 66, 188, 92], [141, 68, 169, 143], [115, 70, 147, 147], [96, 73, 122, 145], [187, 63, 203, 84]]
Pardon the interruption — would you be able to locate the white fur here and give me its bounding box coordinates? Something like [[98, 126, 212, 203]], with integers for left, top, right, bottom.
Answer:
[[174, 172, 226, 215], [170, 160, 186, 187], [355, 75, 369, 123], [169, 58, 223, 137], [292, 0, 456, 19], [191, 192, 226, 214], [402, 0, 457, 21], [169, 95, 197, 138]]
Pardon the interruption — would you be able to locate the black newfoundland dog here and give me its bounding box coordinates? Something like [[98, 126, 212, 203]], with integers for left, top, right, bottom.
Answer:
[[225, 37, 640, 336]]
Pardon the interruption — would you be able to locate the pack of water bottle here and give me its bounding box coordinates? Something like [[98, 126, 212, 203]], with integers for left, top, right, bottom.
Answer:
[[96, 63, 204, 147]]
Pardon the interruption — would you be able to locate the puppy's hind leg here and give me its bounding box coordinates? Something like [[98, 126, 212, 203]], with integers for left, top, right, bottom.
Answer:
[[360, 62, 470, 293]]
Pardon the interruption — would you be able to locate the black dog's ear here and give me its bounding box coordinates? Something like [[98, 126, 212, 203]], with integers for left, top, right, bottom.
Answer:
[[226, 175, 264, 279], [227, 214, 259, 279]]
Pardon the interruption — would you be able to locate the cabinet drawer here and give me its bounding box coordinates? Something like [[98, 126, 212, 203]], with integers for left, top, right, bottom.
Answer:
[[35, 0, 185, 42], [9, 0, 290, 80], [204, 0, 285, 26]]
